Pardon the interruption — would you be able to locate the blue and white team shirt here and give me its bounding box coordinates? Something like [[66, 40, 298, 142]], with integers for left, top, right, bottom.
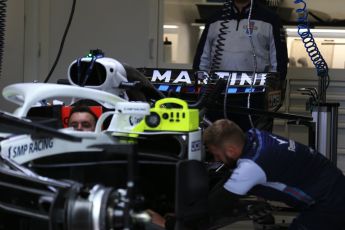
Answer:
[[193, 2, 288, 81], [224, 129, 345, 211]]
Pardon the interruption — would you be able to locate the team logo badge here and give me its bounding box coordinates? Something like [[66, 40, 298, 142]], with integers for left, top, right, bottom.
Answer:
[[245, 21, 256, 35]]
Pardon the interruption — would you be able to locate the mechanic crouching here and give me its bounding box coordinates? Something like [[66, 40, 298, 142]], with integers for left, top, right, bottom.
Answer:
[[205, 119, 345, 230]]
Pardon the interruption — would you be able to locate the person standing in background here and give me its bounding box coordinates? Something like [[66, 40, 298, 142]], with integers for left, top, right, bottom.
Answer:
[[193, 0, 288, 131]]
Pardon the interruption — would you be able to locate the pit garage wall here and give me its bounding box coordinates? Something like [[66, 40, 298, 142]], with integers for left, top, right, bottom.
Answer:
[[0, 0, 24, 112], [273, 68, 345, 173]]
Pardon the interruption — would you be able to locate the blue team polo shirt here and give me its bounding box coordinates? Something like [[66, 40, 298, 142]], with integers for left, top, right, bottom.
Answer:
[[223, 129, 345, 211]]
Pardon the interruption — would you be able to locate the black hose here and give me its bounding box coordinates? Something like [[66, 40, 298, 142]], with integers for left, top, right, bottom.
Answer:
[[190, 0, 233, 109], [194, 0, 234, 111], [188, 73, 221, 109], [44, 0, 76, 83], [0, 0, 7, 78], [210, 0, 232, 71]]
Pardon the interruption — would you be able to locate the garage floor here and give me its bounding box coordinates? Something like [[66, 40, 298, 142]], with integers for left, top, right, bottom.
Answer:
[[219, 211, 296, 230], [220, 221, 254, 229]]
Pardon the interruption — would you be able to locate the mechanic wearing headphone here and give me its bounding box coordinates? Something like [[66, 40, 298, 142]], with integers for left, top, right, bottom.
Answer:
[[204, 119, 345, 229], [193, 0, 288, 131]]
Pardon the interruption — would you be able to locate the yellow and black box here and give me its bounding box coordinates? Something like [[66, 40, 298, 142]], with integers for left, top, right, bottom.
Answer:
[[134, 98, 199, 132]]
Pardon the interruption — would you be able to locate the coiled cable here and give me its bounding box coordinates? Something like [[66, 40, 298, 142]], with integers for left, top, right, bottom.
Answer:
[[190, 0, 232, 110], [209, 0, 257, 126], [210, 0, 232, 71], [0, 0, 7, 78], [212, 0, 232, 119], [294, 0, 331, 155], [294, 0, 329, 101]]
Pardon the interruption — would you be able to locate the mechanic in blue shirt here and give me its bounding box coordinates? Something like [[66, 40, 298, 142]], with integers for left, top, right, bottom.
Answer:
[[204, 119, 345, 229]]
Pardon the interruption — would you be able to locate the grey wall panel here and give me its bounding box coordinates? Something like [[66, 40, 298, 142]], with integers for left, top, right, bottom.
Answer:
[[0, 0, 24, 112]]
